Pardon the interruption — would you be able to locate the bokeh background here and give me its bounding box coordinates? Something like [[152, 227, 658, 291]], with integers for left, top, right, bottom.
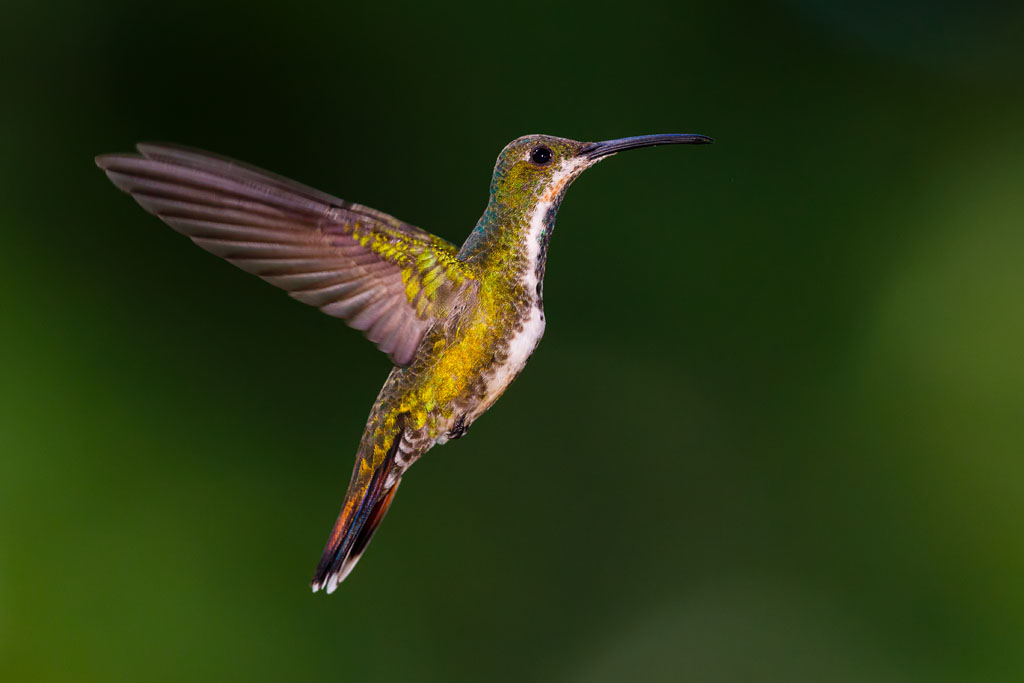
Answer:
[[3, 1, 1023, 681]]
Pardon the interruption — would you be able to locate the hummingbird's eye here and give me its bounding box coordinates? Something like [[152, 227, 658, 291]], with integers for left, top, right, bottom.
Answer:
[[529, 146, 553, 166]]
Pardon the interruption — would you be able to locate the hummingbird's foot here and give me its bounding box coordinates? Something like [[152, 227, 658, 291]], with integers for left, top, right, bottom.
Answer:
[[446, 413, 469, 440]]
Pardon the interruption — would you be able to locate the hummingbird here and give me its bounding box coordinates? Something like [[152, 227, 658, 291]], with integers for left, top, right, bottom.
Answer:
[[95, 132, 712, 593]]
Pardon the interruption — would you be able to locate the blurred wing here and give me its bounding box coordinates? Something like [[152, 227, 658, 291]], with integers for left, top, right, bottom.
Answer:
[[96, 143, 476, 366]]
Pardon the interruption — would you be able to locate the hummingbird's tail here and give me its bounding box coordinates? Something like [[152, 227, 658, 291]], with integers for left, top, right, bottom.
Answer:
[[311, 416, 409, 594]]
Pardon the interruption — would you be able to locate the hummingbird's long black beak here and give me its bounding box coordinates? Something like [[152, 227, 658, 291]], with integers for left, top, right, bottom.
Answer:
[[579, 133, 713, 160]]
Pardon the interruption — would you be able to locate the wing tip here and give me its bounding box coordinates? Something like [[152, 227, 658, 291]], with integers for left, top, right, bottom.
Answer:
[[95, 152, 130, 170], [96, 142, 216, 169]]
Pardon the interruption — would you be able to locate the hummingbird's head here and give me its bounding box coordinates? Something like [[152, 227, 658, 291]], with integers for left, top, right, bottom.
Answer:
[[488, 133, 713, 215]]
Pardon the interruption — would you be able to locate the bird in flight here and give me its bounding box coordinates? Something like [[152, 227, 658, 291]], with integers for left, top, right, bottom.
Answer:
[[96, 132, 712, 593]]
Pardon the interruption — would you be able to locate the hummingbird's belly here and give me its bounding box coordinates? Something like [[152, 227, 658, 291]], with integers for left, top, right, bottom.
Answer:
[[469, 303, 546, 421], [378, 300, 546, 450]]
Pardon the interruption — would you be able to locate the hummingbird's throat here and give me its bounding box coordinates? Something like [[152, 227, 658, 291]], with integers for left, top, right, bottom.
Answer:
[[539, 157, 588, 202], [524, 157, 590, 295]]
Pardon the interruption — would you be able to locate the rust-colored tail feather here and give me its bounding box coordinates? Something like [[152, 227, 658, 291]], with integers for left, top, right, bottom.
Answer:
[[311, 427, 404, 594]]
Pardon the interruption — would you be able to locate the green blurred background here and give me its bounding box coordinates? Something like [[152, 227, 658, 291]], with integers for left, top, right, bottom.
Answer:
[[2, 1, 1023, 681]]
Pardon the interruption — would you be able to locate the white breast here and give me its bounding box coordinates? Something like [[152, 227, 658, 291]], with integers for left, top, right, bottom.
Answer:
[[470, 157, 586, 418], [472, 304, 545, 420], [484, 160, 563, 392], [473, 195, 551, 416], [504, 303, 546, 378]]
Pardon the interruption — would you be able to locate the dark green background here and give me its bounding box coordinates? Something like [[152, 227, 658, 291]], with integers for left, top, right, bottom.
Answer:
[[3, 1, 1023, 681]]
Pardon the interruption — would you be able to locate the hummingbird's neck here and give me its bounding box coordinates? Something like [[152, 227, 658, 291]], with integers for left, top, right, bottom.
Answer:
[[459, 156, 589, 300], [458, 193, 563, 302]]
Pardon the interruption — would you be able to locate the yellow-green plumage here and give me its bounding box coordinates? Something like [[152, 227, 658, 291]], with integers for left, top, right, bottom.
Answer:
[[95, 132, 711, 594]]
